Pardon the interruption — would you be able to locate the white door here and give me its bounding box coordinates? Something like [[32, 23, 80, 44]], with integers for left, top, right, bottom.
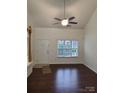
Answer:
[[35, 39, 49, 64]]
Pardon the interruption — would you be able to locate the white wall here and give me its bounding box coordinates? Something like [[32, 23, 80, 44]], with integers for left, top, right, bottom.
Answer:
[[84, 10, 97, 73], [32, 28, 84, 64]]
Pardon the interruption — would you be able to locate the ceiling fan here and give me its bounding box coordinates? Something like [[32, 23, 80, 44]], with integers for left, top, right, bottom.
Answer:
[[53, 0, 78, 27]]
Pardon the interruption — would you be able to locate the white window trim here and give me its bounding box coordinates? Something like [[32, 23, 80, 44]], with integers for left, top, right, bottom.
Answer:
[[57, 40, 79, 58]]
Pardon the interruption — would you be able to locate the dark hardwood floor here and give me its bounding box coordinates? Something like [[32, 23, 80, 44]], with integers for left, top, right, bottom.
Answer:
[[27, 64, 97, 93]]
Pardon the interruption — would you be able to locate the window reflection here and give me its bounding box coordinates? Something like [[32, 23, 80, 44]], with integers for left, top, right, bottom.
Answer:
[[55, 68, 79, 91]]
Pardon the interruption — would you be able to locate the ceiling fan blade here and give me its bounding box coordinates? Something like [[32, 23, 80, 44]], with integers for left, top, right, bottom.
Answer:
[[69, 22, 78, 24], [66, 25, 71, 27], [69, 17, 75, 20], [54, 18, 62, 21], [53, 22, 59, 25]]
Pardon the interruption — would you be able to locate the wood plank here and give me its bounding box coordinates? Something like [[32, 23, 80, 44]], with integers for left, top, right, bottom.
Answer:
[[27, 64, 97, 93]]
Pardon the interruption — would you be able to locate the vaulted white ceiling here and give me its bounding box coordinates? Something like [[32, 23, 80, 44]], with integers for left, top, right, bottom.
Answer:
[[27, 0, 97, 29]]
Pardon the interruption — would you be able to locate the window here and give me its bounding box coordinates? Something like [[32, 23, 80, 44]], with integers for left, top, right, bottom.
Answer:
[[57, 40, 78, 57]]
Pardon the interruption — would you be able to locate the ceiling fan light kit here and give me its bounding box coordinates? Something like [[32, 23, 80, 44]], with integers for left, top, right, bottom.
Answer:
[[61, 19, 68, 26], [53, 0, 78, 27]]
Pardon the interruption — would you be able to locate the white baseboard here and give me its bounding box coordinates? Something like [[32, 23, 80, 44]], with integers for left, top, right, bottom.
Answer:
[[50, 61, 83, 64], [30, 61, 96, 74], [33, 61, 83, 68], [33, 61, 83, 65], [80, 63, 97, 73]]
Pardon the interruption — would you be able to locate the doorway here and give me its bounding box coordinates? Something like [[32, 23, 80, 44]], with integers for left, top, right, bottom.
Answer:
[[35, 39, 49, 64]]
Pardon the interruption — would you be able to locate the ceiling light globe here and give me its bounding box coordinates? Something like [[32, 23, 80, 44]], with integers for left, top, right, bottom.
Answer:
[[61, 19, 68, 26]]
